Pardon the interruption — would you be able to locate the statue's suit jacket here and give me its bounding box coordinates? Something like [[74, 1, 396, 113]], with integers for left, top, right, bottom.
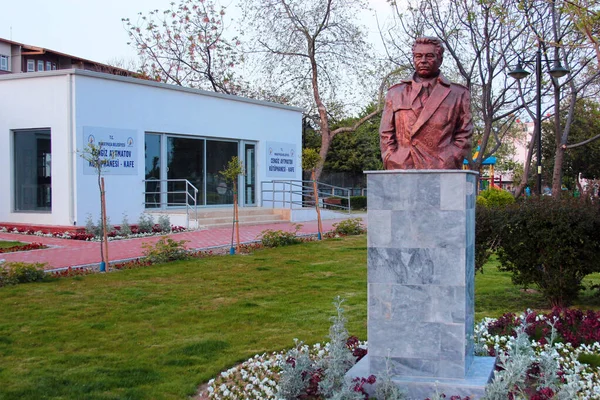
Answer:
[[379, 73, 473, 169]]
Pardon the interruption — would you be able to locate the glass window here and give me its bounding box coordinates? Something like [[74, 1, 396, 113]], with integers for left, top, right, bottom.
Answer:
[[27, 59, 35, 72], [0, 55, 8, 71], [167, 137, 204, 206], [51, 63, 57, 70], [37, 60, 44, 71], [13, 129, 52, 211], [46, 61, 52, 71], [206, 140, 238, 205]]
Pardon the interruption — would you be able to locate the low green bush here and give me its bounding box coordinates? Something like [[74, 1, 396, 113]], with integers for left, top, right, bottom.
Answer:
[[157, 215, 172, 233], [332, 218, 365, 236], [496, 198, 600, 307], [475, 205, 503, 273], [0, 262, 47, 287], [340, 196, 367, 210], [142, 237, 189, 264], [260, 225, 302, 248], [137, 214, 155, 234], [475, 188, 514, 273], [477, 187, 515, 207]]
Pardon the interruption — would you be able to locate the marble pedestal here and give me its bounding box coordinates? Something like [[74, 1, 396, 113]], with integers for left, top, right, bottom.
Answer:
[[349, 170, 495, 399]]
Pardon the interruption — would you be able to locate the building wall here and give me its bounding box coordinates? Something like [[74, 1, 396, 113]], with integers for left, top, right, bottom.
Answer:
[[0, 74, 73, 225], [0, 70, 302, 227]]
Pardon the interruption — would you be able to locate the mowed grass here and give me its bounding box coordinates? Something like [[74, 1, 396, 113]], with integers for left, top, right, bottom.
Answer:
[[0, 235, 599, 399], [0, 241, 25, 250], [0, 237, 368, 400]]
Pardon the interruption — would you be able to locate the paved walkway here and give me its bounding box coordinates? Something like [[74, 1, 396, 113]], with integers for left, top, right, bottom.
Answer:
[[0, 216, 366, 271]]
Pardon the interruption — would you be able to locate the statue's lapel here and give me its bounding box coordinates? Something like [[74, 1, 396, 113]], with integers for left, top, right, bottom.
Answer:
[[410, 82, 422, 111], [410, 83, 451, 136]]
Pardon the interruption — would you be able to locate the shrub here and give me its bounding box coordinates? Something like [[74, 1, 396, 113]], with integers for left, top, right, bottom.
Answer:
[[85, 214, 98, 236], [277, 298, 370, 400], [137, 214, 154, 234], [0, 262, 47, 287], [484, 314, 579, 400], [475, 188, 514, 273], [157, 215, 171, 233], [349, 196, 367, 210], [96, 216, 113, 237], [475, 205, 503, 273], [120, 214, 132, 236], [477, 187, 515, 207], [340, 196, 367, 210], [260, 225, 302, 248], [496, 198, 600, 307], [332, 218, 365, 236], [142, 237, 189, 264]]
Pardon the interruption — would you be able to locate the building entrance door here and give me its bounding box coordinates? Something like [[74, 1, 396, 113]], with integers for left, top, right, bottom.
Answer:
[[166, 137, 204, 206]]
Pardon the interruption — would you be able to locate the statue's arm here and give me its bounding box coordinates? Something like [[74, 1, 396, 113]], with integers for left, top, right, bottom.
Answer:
[[379, 90, 398, 164], [453, 89, 473, 156]]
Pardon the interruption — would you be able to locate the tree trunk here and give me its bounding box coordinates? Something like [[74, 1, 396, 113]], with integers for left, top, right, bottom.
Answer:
[[315, 136, 330, 182], [513, 126, 537, 198], [312, 170, 323, 240], [101, 177, 109, 268], [97, 174, 105, 264], [551, 145, 565, 196], [234, 183, 240, 253]]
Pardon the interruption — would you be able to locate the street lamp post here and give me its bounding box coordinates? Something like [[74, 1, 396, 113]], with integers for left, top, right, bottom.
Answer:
[[508, 43, 569, 196]]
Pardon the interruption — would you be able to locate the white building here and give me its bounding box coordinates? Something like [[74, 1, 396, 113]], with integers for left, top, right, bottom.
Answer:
[[0, 69, 303, 228]]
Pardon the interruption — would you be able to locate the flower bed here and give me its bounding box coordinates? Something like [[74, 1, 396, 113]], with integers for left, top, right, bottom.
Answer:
[[0, 224, 187, 241], [0, 242, 47, 253], [201, 309, 600, 399]]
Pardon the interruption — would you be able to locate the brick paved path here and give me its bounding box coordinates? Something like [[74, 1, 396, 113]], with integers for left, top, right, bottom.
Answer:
[[0, 217, 366, 271]]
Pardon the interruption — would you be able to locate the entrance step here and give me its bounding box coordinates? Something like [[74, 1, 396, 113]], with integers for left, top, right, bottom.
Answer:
[[144, 207, 289, 230]]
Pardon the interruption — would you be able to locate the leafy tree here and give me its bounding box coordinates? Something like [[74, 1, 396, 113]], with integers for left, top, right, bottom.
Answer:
[[542, 99, 600, 192], [79, 143, 110, 270], [563, 0, 600, 67], [325, 105, 384, 174], [240, 0, 400, 180], [220, 156, 244, 253], [302, 148, 323, 239], [514, 0, 600, 196], [123, 0, 242, 93]]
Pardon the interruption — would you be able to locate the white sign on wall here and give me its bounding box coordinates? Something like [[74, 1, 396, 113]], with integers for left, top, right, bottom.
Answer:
[[82, 126, 138, 175], [266, 141, 297, 178]]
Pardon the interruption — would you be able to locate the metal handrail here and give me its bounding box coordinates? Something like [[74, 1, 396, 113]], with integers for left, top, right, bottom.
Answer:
[[143, 179, 198, 229], [260, 179, 351, 213]]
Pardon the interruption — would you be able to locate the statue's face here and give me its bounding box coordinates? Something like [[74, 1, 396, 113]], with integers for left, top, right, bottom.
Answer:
[[412, 44, 442, 79]]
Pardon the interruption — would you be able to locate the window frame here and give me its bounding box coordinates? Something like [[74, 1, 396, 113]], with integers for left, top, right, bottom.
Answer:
[[37, 60, 44, 71], [27, 59, 35, 72], [0, 55, 8, 71], [13, 129, 52, 212]]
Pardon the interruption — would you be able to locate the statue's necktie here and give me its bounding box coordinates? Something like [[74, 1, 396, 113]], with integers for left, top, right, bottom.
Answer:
[[420, 82, 430, 106]]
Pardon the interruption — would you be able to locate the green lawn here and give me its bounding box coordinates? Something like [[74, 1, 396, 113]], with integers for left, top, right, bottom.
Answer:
[[0, 241, 25, 250], [0, 235, 598, 399]]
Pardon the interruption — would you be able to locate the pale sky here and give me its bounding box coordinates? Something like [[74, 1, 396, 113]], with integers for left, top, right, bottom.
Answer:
[[0, 0, 396, 67]]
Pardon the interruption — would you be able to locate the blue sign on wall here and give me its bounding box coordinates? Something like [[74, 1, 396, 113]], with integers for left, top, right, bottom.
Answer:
[[82, 126, 138, 176]]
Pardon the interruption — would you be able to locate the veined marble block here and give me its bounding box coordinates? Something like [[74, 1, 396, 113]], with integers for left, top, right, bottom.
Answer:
[[351, 170, 495, 399]]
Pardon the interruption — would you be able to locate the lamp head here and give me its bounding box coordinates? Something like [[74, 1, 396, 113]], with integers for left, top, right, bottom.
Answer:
[[508, 63, 530, 80], [549, 61, 569, 78]]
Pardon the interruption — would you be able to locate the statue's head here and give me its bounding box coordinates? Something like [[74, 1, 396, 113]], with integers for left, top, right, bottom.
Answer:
[[412, 37, 444, 79]]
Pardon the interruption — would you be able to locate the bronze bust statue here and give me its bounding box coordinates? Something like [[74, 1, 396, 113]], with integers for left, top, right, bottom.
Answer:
[[379, 37, 473, 170]]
